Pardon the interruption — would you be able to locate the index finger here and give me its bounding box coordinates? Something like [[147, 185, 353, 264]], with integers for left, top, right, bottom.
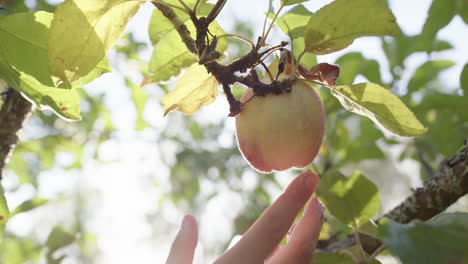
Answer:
[[215, 171, 319, 264]]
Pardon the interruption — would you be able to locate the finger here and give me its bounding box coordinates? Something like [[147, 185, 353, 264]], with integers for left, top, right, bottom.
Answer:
[[265, 245, 281, 263], [269, 197, 324, 264], [215, 171, 319, 264], [165, 215, 198, 264]]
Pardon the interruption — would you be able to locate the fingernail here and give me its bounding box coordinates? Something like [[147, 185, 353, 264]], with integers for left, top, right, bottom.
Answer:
[[288, 223, 297, 237]]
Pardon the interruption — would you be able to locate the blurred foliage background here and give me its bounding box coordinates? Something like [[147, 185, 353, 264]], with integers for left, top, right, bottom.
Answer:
[[0, 0, 467, 263]]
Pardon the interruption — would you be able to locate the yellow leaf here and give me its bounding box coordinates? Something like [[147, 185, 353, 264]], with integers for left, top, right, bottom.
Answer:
[[162, 64, 219, 115]]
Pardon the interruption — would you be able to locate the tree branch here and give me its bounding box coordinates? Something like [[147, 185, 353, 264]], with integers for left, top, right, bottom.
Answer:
[[0, 88, 33, 180], [153, 1, 296, 116], [322, 144, 468, 253]]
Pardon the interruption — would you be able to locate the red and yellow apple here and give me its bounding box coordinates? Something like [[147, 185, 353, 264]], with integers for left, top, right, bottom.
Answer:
[[235, 80, 325, 173]]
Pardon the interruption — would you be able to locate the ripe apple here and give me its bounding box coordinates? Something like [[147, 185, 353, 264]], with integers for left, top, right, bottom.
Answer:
[[235, 80, 325, 173]]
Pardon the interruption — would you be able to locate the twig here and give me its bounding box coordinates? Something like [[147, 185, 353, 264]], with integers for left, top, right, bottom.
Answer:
[[206, 0, 227, 23], [417, 148, 435, 178], [151, 0, 188, 13], [151, 1, 197, 54]]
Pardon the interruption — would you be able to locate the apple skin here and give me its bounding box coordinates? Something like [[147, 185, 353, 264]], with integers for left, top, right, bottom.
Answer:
[[235, 80, 325, 173]]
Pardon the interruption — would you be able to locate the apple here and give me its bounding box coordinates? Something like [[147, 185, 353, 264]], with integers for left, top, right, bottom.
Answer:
[[235, 80, 325, 173]]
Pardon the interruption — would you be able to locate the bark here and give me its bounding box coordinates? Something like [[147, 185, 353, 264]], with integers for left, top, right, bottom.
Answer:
[[0, 88, 33, 180]]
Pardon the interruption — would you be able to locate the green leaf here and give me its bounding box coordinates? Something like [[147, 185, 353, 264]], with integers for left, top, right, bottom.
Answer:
[[344, 118, 385, 161], [316, 171, 380, 227], [313, 252, 355, 264], [383, 32, 454, 71], [274, 4, 311, 39], [148, 0, 226, 83], [407, 60, 455, 94], [149, 29, 198, 83], [0, 12, 82, 120], [69, 57, 111, 89], [45, 226, 75, 263], [0, 185, 9, 238], [459, 0, 468, 24], [0, 11, 55, 86], [359, 219, 380, 238], [281, 0, 308, 6], [162, 63, 218, 115], [304, 0, 399, 54], [273, 4, 317, 68], [313, 247, 381, 263], [0, 57, 82, 120], [461, 63, 468, 96], [380, 213, 468, 264], [148, 0, 209, 45], [48, 0, 142, 85], [331, 83, 428, 137], [419, 0, 457, 52], [126, 79, 150, 131], [335, 52, 382, 85], [415, 94, 468, 122], [0, 238, 41, 264], [10, 197, 48, 217]]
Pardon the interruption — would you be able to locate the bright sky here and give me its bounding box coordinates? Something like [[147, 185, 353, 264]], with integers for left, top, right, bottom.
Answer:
[[4, 0, 468, 263]]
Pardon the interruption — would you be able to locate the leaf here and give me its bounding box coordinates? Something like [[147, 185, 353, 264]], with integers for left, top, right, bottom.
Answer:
[[281, 0, 308, 6], [415, 93, 468, 121], [407, 60, 455, 94], [272, 5, 317, 68], [383, 32, 454, 70], [335, 52, 382, 85], [380, 213, 468, 264], [162, 63, 219, 115], [148, 0, 209, 45], [344, 118, 385, 162], [148, 1, 227, 83], [149, 30, 198, 83], [316, 171, 380, 227], [331, 83, 428, 137], [461, 63, 468, 96], [313, 252, 355, 264], [0, 12, 81, 120], [359, 219, 380, 238], [0, 185, 9, 238], [0, 11, 55, 86], [48, 0, 142, 85], [419, 0, 457, 52], [126, 79, 150, 131], [70, 57, 111, 88], [460, 0, 468, 24], [10, 197, 48, 216], [274, 4, 311, 39], [298, 63, 340, 86], [304, 0, 399, 54], [45, 226, 75, 263]]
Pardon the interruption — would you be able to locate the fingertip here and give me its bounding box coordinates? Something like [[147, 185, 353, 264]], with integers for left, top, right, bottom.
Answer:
[[304, 197, 324, 220], [289, 170, 320, 196], [165, 215, 199, 264], [182, 214, 198, 232]]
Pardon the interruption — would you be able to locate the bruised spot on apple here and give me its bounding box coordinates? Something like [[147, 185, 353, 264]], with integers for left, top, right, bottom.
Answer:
[[235, 80, 325, 173]]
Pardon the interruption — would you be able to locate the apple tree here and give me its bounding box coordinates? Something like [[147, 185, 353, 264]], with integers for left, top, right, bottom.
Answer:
[[0, 0, 467, 263]]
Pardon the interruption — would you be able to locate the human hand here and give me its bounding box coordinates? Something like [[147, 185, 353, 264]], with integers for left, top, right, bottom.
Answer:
[[165, 171, 324, 264]]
